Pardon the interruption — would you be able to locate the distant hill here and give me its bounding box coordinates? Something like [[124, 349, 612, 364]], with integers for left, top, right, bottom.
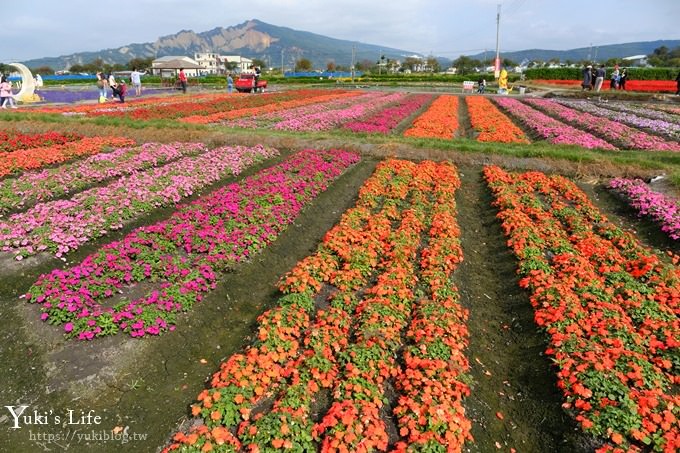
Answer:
[[469, 40, 680, 63], [22, 19, 422, 71]]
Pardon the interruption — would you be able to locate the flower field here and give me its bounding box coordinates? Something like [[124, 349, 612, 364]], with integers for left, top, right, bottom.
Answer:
[[164, 159, 472, 452], [1, 85, 680, 453]]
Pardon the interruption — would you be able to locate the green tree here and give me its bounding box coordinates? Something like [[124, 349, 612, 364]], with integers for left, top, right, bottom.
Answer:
[[126, 57, 153, 71], [30, 66, 54, 75], [326, 61, 336, 72], [402, 57, 422, 72], [295, 58, 313, 71], [252, 58, 266, 70], [453, 55, 480, 74], [426, 56, 441, 73]]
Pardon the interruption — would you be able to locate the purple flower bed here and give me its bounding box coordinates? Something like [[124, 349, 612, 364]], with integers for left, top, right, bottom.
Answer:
[[608, 178, 680, 240], [493, 97, 616, 150], [523, 98, 680, 151], [0, 145, 277, 259], [0, 142, 207, 214], [557, 100, 680, 141], [35, 87, 174, 104], [25, 149, 360, 340], [606, 102, 680, 126], [272, 92, 407, 131], [343, 94, 433, 133]]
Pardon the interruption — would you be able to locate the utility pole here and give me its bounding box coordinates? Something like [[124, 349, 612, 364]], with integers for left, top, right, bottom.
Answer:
[[587, 42, 592, 62], [351, 45, 356, 82], [494, 4, 501, 79]]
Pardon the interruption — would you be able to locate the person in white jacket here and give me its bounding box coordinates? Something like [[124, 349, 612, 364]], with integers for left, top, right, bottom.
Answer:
[[130, 68, 147, 96]]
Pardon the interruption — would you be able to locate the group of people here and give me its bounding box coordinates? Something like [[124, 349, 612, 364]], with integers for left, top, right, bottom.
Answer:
[[96, 68, 147, 103], [582, 64, 628, 92]]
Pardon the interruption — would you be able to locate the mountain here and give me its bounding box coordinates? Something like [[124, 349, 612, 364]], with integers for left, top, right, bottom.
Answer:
[[23, 19, 422, 70], [469, 40, 680, 63]]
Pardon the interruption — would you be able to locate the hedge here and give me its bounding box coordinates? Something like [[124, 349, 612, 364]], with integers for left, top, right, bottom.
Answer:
[[524, 67, 680, 81]]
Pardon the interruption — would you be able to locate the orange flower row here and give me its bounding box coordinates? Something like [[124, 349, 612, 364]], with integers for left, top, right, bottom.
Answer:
[[466, 96, 530, 143], [403, 95, 459, 139], [0, 136, 134, 177], [484, 165, 680, 452]]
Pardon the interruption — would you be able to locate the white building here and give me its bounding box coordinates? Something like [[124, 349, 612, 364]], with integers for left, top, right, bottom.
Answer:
[[151, 56, 203, 77], [622, 54, 649, 67], [194, 52, 221, 75], [221, 56, 254, 73]]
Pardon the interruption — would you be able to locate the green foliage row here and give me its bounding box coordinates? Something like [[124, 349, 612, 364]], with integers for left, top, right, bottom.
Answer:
[[524, 67, 680, 80]]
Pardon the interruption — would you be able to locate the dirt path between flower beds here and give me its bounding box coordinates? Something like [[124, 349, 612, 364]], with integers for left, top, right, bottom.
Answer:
[[454, 166, 595, 453], [0, 157, 378, 453]]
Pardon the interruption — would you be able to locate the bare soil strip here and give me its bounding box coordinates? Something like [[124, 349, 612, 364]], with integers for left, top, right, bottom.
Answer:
[[454, 165, 592, 453]]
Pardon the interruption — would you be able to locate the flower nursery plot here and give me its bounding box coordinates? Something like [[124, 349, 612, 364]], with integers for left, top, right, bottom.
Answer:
[[2, 85, 680, 453]]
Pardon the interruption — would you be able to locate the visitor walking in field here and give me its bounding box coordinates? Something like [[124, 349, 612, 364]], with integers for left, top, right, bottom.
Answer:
[[590, 66, 597, 90], [610, 66, 620, 90], [96, 72, 108, 102], [227, 73, 233, 93], [130, 68, 147, 96], [676, 70, 680, 95], [178, 68, 187, 93], [582, 65, 592, 90], [0, 76, 17, 108], [108, 73, 118, 99], [594, 64, 606, 92], [619, 68, 627, 90]]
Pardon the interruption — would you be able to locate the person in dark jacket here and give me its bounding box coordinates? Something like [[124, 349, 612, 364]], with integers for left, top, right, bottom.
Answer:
[[582, 65, 592, 90], [619, 68, 627, 90], [676, 70, 680, 95]]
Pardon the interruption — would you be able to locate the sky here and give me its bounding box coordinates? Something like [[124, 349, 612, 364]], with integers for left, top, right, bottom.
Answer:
[[1, 0, 678, 63]]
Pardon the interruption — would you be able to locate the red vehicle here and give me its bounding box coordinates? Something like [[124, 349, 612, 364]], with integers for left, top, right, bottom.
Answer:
[[234, 73, 267, 93]]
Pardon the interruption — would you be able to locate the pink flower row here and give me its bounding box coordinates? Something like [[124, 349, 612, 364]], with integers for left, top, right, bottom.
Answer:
[[0, 142, 207, 214], [272, 92, 408, 131], [608, 178, 680, 240], [523, 98, 680, 151], [222, 92, 376, 129], [493, 97, 615, 150], [343, 94, 433, 133], [0, 145, 278, 259], [26, 149, 361, 340]]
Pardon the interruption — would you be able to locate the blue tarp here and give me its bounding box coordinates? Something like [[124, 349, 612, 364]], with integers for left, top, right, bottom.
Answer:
[[283, 71, 363, 78]]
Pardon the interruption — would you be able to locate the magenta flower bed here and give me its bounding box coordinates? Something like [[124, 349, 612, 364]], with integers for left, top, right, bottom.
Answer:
[[523, 98, 680, 151], [608, 178, 680, 240], [0, 145, 277, 259], [272, 92, 407, 131], [0, 142, 207, 214], [343, 94, 433, 133], [26, 149, 360, 340], [223, 92, 381, 129], [493, 97, 616, 150]]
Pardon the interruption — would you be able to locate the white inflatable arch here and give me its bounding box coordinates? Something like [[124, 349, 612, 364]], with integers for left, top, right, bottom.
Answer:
[[9, 63, 41, 103]]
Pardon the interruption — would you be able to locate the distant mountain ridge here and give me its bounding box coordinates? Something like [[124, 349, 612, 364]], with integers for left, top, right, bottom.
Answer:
[[470, 40, 680, 63], [23, 19, 420, 70], [21, 19, 679, 71]]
